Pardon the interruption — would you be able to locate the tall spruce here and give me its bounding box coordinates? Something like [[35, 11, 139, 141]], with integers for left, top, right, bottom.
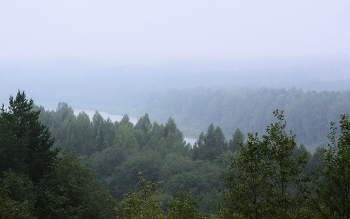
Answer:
[[0, 91, 58, 182]]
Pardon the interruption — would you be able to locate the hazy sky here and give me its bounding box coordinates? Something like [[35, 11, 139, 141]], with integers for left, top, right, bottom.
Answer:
[[1, 1, 349, 64]]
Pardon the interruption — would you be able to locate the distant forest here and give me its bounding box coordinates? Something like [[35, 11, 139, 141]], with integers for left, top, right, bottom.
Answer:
[[1, 58, 350, 109], [142, 88, 350, 151]]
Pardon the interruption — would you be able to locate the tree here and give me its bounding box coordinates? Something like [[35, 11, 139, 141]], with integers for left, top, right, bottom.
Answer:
[[220, 132, 270, 218], [92, 111, 111, 152], [164, 117, 184, 149], [195, 123, 227, 161], [318, 114, 350, 218], [115, 124, 139, 149], [261, 110, 311, 217], [0, 171, 35, 219], [71, 111, 94, 155], [134, 113, 152, 134], [120, 114, 134, 129], [134, 114, 152, 148], [109, 151, 162, 200], [0, 91, 58, 183], [116, 173, 165, 219], [147, 122, 165, 144], [192, 133, 204, 161], [220, 110, 312, 218], [36, 150, 117, 219], [88, 146, 126, 179], [104, 118, 116, 147], [228, 128, 244, 153], [51, 102, 76, 146], [167, 189, 203, 219]]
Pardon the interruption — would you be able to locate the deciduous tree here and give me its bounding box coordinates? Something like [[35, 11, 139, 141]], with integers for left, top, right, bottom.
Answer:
[[318, 114, 350, 218]]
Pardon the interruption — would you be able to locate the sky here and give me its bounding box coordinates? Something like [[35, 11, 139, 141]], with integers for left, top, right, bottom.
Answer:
[[1, 0, 350, 65]]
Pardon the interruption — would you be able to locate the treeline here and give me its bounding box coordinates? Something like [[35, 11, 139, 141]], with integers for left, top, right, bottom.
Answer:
[[2, 91, 350, 218], [144, 87, 350, 150]]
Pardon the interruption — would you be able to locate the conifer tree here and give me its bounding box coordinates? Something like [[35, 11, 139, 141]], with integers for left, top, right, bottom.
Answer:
[[0, 91, 58, 182], [228, 128, 244, 153]]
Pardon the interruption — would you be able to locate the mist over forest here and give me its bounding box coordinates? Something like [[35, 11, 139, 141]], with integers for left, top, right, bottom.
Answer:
[[1, 57, 350, 106], [1, 57, 350, 151], [2, 1, 350, 218]]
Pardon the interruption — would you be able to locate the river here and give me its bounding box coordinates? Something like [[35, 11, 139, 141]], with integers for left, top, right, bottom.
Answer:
[[74, 110, 196, 146]]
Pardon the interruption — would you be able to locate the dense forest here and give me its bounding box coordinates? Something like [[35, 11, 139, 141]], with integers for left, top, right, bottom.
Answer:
[[1, 91, 350, 218], [143, 88, 350, 150]]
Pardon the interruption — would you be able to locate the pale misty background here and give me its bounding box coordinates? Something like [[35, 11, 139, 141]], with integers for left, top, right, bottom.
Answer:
[[0, 1, 350, 142], [1, 1, 349, 62]]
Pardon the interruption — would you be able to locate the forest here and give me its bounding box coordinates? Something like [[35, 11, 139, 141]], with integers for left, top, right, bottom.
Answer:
[[142, 88, 350, 151], [1, 90, 350, 218]]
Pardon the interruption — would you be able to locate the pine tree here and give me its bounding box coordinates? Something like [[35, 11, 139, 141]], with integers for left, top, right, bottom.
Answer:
[[0, 91, 58, 182]]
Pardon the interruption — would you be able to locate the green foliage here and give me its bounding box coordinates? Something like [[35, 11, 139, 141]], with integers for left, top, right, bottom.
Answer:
[[318, 114, 350, 218], [306, 147, 323, 175], [116, 173, 165, 219], [120, 114, 134, 129], [71, 111, 94, 155], [162, 160, 225, 213], [194, 124, 227, 161], [92, 111, 109, 152], [0, 189, 33, 219], [27, 96, 350, 218], [36, 150, 117, 218], [144, 88, 350, 149], [168, 189, 203, 219], [134, 113, 152, 133], [116, 173, 205, 219], [220, 132, 270, 218], [50, 102, 76, 147], [160, 154, 195, 182], [262, 110, 312, 217], [0, 90, 58, 182], [1, 171, 36, 210], [0, 172, 35, 219], [0, 92, 119, 218], [88, 146, 127, 180], [228, 128, 244, 152], [164, 118, 183, 142], [220, 110, 312, 218], [109, 151, 163, 200], [115, 124, 140, 149]]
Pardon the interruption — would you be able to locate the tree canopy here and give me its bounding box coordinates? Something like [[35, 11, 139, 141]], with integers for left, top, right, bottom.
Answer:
[[2, 90, 350, 218]]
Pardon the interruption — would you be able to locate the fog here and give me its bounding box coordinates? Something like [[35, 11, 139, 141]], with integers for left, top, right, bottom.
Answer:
[[1, 1, 349, 63], [1, 0, 350, 128], [0, 58, 349, 115]]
